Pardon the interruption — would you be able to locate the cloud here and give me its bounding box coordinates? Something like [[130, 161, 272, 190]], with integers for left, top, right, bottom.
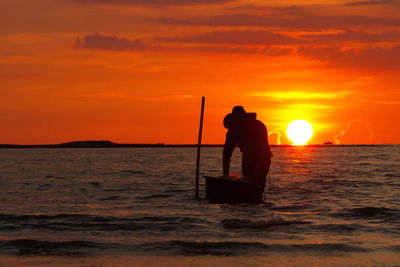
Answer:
[[268, 131, 282, 145], [367, 100, 400, 104], [297, 45, 400, 69], [344, 0, 397, 6], [189, 46, 293, 56], [158, 30, 306, 45], [75, 33, 400, 66], [0, 73, 33, 79], [159, 14, 400, 31], [76, 33, 147, 51], [228, 4, 308, 15], [335, 120, 374, 144], [251, 91, 352, 100], [73, 0, 232, 6], [301, 30, 400, 43], [344, 77, 374, 89], [75, 33, 293, 56]]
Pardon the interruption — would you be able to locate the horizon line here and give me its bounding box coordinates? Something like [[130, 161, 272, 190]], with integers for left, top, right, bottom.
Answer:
[[0, 140, 398, 148]]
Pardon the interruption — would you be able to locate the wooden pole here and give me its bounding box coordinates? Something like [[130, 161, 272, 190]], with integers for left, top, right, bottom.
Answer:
[[195, 96, 205, 199]]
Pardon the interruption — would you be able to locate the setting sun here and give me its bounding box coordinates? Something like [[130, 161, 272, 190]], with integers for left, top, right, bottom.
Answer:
[[286, 120, 314, 145]]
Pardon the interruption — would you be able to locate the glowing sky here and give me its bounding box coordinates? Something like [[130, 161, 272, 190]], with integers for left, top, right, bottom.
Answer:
[[1, 0, 399, 144]]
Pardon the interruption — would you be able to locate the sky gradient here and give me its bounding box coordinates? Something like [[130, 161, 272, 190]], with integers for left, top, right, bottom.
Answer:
[[1, 0, 399, 144]]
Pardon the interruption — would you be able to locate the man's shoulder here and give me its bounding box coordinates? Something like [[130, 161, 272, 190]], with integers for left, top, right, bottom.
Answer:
[[254, 119, 267, 128]]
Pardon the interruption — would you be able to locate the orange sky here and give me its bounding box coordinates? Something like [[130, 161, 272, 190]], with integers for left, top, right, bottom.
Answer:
[[1, 0, 399, 145]]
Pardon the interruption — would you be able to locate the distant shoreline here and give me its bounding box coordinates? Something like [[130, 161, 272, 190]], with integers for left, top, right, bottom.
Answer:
[[0, 140, 396, 148]]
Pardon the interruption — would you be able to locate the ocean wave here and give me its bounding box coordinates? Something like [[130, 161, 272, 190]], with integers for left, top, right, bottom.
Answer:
[[164, 189, 187, 194], [0, 213, 114, 222], [221, 218, 311, 230], [98, 196, 128, 201], [45, 175, 65, 180], [221, 219, 379, 235], [0, 213, 209, 232], [133, 240, 370, 256], [386, 245, 400, 251], [270, 205, 308, 211], [137, 194, 174, 200], [335, 207, 400, 221], [0, 239, 370, 256], [101, 188, 126, 192], [384, 173, 400, 177], [121, 170, 145, 175], [0, 239, 118, 256], [309, 223, 363, 234]]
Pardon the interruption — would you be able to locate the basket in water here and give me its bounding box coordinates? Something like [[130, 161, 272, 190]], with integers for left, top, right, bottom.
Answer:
[[205, 176, 263, 204]]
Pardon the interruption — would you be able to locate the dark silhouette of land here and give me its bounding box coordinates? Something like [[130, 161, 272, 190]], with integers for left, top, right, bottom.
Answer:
[[0, 140, 218, 148], [0, 140, 391, 148]]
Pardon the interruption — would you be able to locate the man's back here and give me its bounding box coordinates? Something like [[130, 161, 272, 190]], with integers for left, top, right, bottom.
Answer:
[[236, 118, 268, 154]]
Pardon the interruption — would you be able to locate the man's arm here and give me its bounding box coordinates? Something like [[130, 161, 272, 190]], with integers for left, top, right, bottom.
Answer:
[[223, 131, 235, 176]]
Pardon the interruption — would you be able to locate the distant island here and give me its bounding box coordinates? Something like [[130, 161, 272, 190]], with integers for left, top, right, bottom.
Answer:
[[0, 140, 390, 148], [0, 140, 197, 148]]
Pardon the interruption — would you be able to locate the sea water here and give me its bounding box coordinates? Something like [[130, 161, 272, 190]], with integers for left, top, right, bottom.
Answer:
[[0, 146, 399, 265]]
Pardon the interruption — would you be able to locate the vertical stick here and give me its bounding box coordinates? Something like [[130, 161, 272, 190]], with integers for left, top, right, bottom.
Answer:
[[195, 96, 205, 199]]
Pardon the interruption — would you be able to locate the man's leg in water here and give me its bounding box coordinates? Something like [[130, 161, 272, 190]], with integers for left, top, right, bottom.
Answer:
[[242, 153, 264, 186], [254, 157, 271, 188]]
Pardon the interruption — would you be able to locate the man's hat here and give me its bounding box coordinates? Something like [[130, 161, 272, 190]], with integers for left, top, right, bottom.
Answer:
[[223, 106, 256, 129]]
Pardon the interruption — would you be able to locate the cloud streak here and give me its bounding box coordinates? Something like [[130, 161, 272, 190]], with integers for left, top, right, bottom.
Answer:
[[159, 14, 400, 31], [76, 33, 400, 70], [76, 33, 147, 51], [76, 33, 294, 56], [301, 30, 400, 43], [188, 46, 292, 56], [251, 91, 352, 100], [344, 0, 397, 6], [74, 0, 232, 6], [158, 30, 306, 45], [335, 120, 374, 144], [268, 131, 282, 145], [298, 45, 400, 69]]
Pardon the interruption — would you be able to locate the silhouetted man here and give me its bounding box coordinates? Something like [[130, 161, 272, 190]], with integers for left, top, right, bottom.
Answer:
[[223, 106, 272, 188]]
